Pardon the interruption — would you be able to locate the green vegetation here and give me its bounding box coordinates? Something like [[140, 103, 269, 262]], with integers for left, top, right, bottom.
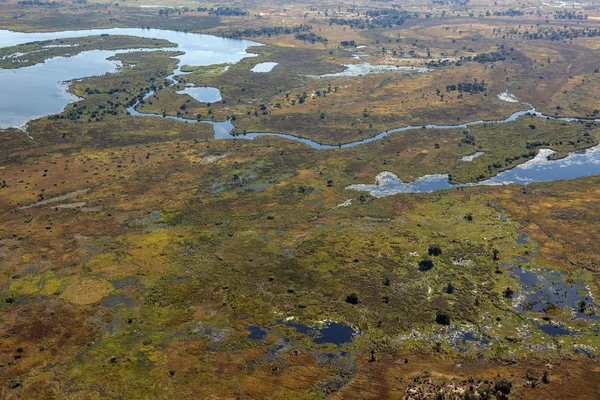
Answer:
[[0, 35, 175, 69], [1, 0, 600, 397]]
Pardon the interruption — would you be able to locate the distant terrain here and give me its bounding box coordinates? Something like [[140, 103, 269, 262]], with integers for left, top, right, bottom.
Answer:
[[1, 0, 600, 398]]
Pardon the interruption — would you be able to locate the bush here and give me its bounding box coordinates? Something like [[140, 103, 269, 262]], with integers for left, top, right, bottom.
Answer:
[[494, 380, 512, 395], [418, 258, 434, 271], [428, 245, 442, 256], [435, 311, 451, 325], [346, 293, 360, 304]]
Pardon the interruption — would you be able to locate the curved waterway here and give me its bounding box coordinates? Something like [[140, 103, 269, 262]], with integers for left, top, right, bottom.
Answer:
[[2, 29, 600, 192]]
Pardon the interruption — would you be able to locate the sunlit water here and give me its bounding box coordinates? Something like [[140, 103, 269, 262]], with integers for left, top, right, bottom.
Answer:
[[250, 62, 278, 72], [2, 29, 600, 193], [0, 28, 259, 128], [347, 146, 600, 195]]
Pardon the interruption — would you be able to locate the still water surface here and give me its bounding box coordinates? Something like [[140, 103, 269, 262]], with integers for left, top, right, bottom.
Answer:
[[2, 29, 600, 193]]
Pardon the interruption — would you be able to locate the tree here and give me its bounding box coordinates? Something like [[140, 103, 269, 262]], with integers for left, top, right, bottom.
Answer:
[[492, 249, 499, 260], [494, 380, 512, 398], [418, 258, 434, 271], [435, 311, 451, 325], [428, 245, 442, 256], [346, 293, 359, 304], [445, 282, 455, 294]]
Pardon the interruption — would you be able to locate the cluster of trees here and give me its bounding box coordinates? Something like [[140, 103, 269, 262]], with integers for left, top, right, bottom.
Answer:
[[469, 51, 506, 63], [330, 9, 418, 29], [429, 51, 507, 68], [294, 32, 328, 44], [17, 0, 61, 6], [158, 8, 181, 16], [329, 18, 370, 30], [445, 79, 486, 94], [554, 11, 587, 20], [340, 40, 356, 47], [432, 0, 469, 5], [425, 59, 453, 67], [460, 133, 476, 146], [492, 8, 524, 17], [208, 7, 248, 16], [159, 7, 247, 16], [522, 27, 600, 41], [227, 25, 312, 38]]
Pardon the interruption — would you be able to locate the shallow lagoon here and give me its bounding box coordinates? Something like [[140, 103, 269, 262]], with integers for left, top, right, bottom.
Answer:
[[347, 145, 600, 195], [0, 50, 120, 128], [508, 265, 599, 319], [310, 62, 428, 78], [0, 28, 259, 128], [3, 29, 600, 192], [282, 320, 357, 345]]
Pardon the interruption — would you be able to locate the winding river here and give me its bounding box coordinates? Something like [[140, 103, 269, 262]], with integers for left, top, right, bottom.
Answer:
[[1, 28, 600, 194]]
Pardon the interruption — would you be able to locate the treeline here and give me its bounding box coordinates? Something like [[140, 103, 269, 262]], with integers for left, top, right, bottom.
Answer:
[[446, 79, 486, 94], [523, 27, 600, 41], [432, 0, 469, 5], [206, 7, 248, 16], [17, 0, 62, 6], [295, 33, 328, 44], [159, 7, 247, 16], [468, 51, 506, 63], [330, 9, 418, 29], [554, 11, 587, 20], [492, 9, 523, 17], [227, 25, 312, 38]]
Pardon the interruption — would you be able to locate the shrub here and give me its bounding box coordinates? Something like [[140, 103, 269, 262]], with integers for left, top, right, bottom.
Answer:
[[346, 293, 360, 304], [428, 245, 442, 256], [435, 311, 451, 325], [494, 380, 512, 395], [418, 258, 434, 271]]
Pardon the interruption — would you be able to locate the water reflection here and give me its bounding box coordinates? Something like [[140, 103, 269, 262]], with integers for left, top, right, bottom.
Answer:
[[0, 28, 259, 128]]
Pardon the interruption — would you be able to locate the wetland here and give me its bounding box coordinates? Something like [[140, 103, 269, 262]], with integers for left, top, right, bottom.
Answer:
[[1, 1, 600, 398]]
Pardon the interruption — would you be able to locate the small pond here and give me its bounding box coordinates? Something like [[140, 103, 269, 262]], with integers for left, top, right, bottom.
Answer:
[[282, 320, 357, 345], [251, 62, 278, 72], [176, 85, 222, 102]]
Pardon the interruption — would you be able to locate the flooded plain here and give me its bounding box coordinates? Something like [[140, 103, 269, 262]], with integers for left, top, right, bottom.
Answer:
[[2, 29, 600, 192]]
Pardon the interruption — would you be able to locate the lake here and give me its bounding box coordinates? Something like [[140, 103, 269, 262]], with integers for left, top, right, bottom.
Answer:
[[0, 28, 259, 128]]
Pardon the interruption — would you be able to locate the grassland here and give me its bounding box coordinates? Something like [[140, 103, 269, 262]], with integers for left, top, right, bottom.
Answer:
[[1, 0, 600, 398]]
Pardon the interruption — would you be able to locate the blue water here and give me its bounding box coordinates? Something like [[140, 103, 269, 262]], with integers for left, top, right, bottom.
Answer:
[[3, 29, 600, 192], [246, 324, 268, 340], [251, 62, 278, 72], [538, 323, 574, 336], [454, 330, 490, 352], [0, 28, 259, 128], [516, 233, 529, 245], [346, 145, 600, 195], [176, 86, 222, 103], [508, 265, 599, 319], [282, 320, 356, 345]]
